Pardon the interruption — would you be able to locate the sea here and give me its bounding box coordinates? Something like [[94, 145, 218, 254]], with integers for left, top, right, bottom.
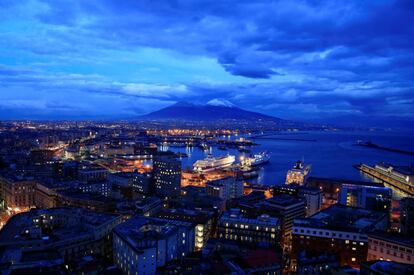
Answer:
[[162, 130, 414, 186]]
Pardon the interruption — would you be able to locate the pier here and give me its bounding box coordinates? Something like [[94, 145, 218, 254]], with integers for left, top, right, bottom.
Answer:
[[355, 164, 414, 197]]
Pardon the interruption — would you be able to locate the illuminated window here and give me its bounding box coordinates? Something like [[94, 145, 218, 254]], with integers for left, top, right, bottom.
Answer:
[[351, 258, 356, 262]]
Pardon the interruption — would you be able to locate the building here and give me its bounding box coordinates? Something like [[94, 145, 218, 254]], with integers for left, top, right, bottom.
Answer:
[[34, 181, 59, 209], [286, 161, 311, 185], [205, 176, 243, 200], [180, 186, 226, 212], [57, 189, 117, 212], [367, 231, 414, 264], [257, 195, 305, 246], [0, 174, 37, 210], [78, 180, 112, 197], [306, 177, 385, 209], [153, 155, 181, 199], [275, 185, 322, 217], [298, 186, 322, 217], [135, 196, 163, 216], [292, 205, 389, 267], [217, 208, 280, 247], [295, 251, 339, 275], [78, 167, 108, 183], [113, 216, 195, 275], [199, 239, 283, 274], [108, 172, 152, 198], [131, 172, 152, 197], [400, 198, 414, 236], [338, 184, 392, 212], [154, 208, 215, 251], [0, 207, 121, 273]]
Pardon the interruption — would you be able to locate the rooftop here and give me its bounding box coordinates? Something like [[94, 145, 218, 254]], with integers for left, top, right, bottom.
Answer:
[[155, 208, 214, 224], [220, 209, 279, 227], [260, 194, 304, 207], [294, 204, 387, 233], [361, 260, 414, 274], [114, 216, 192, 252], [368, 231, 414, 248], [0, 207, 119, 244], [109, 171, 150, 179]]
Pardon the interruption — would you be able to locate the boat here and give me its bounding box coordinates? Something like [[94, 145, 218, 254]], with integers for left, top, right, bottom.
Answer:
[[218, 146, 227, 151], [193, 154, 236, 172], [242, 152, 270, 167], [285, 160, 311, 185]]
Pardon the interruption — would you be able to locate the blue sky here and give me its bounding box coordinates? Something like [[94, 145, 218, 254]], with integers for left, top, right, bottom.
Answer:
[[0, 0, 413, 126]]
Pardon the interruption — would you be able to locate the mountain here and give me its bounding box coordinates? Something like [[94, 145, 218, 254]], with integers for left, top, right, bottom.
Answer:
[[139, 99, 283, 122]]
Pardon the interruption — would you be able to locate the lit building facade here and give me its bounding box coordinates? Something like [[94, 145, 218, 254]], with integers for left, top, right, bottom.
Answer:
[[367, 232, 414, 264], [153, 155, 181, 199], [217, 208, 280, 247], [0, 175, 37, 209], [338, 184, 392, 212], [108, 172, 152, 198], [292, 205, 389, 267], [257, 195, 305, 246], [113, 216, 194, 275], [298, 186, 322, 217], [154, 208, 215, 250], [205, 176, 243, 200]]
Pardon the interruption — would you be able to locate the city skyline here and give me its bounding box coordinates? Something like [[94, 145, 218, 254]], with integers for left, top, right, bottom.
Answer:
[[1, 0, 414, 128]]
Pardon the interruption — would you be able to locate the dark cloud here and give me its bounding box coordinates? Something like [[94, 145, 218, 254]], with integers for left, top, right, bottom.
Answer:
[[0, 0, 413, 125]]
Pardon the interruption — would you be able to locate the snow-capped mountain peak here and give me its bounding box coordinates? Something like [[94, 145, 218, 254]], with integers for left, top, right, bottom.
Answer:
[[206, 98, 236, 108]]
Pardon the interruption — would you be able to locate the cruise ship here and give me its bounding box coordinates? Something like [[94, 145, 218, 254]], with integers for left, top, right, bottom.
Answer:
[[193, 155, 236, 172], [242, 152, 270, 167], [285, 161, 311, 185], [355, 163, 414, 197]]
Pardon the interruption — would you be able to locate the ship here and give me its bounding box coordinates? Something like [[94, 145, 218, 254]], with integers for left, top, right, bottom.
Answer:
[[242, 152, 270, 167], [193, 154, 236, 172], [285, 160, 311, 185], [354, 163, 414, 197]]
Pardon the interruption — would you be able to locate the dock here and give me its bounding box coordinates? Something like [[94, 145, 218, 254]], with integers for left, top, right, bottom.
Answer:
[[354, 164, 414, 197]]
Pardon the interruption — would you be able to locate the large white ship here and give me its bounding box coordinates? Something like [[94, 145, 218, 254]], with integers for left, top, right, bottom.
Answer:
[[285, 160, 311, 185], [193, 155, 235, 172], [241, 151, 270, 167]]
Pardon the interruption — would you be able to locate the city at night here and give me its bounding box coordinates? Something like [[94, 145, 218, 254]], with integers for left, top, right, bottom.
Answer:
[[0, 1, 413, 274]]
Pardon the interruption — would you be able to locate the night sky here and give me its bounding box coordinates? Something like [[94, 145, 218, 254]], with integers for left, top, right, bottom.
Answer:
[[0, 1, 413, 126]]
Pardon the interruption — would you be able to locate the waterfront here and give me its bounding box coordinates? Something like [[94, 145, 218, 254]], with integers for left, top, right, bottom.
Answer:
[[166, 130, 414, 186]]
